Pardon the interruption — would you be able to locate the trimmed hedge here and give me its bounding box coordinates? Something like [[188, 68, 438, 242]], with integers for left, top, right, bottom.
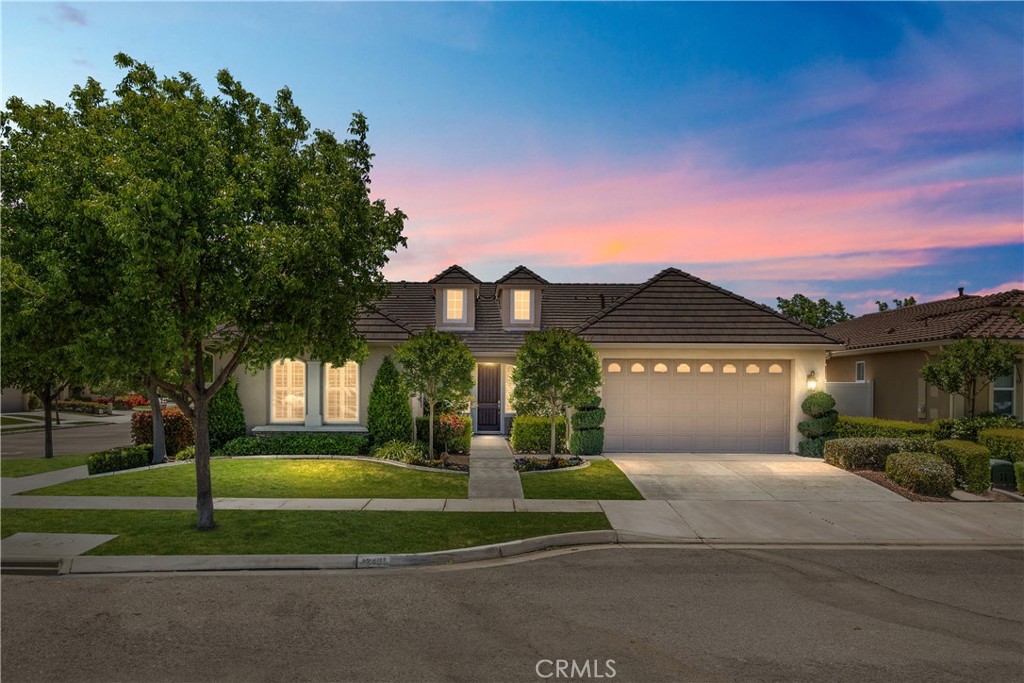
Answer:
[[933, 440, 991, 493], [511, 415, 568, 454], [87, 445, 153, 475], [798, 411, 839, 439], [823, 437, 907, 471], [571, 407, 606, 430], [569, 428, 605, 456], [215, 433, 368, 456], [208, 378, 247, 451], [415, 414, 472, 455], [801, 391, 836, 417], [933, 415, 1024, 442], [131, 408, 194, 457], [367, 356, 413, 449], [1016, 461, 1024, 494], [55, 399, 113, 416], [978, 428, 1024, 463], [885, 452, 955, 497], [835, 416, 934, 439]]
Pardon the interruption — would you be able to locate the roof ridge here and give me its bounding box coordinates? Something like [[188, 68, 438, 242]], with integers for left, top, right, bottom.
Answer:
[[495, 265, 550, 285], [428, 264, 481, 284]]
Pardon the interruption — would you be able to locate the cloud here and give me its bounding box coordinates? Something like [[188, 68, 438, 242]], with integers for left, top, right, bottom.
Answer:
[[973, 280, 1024, 296], [55, 3, 86, 27]]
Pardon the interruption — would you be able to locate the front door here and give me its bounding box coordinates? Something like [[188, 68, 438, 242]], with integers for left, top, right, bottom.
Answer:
[[476, 364, 501, 432]]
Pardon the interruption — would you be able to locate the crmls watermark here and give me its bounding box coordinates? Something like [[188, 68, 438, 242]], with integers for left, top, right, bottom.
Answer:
[[535, 659, 617, 679]]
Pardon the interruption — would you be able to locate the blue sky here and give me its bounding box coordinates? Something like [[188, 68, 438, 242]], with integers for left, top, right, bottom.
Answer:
[[3, 2, 1022, 313]]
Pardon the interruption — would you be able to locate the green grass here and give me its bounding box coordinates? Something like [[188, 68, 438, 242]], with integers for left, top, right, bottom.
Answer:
[[520, 459, 644, 500], [26, 458, 469, 499], [1, 453, 92, 478], [0, 416, 34, 426], [0, 509, 610, 555]]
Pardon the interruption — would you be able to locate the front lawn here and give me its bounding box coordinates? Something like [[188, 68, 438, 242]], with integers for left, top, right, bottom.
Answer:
[[520, 459, 644, 500], [25, 458, 469, 499], [0, 416, 34, 426], [0, 509, 610, 555], [1, 454, 92, 478]]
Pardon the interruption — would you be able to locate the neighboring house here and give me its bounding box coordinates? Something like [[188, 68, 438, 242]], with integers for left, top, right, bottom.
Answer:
[[0, 388, 27, 413], [224, 265, 841, 453], [823, 289, 1024, 422]]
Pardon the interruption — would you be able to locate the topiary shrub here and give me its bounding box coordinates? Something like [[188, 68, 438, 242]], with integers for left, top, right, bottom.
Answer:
[[87, 445, 153, 475], [885, 452, 955, 497], [835, 416, 935, 439], [797, 391, 839, 457], [798, 437, 827, 458], [933, 415, 1024, 442], [415, 414, 471, 455], [823, 437, 907, 471], [571, 407, 606, 431], [801, 391, 836, 417], [215, 433, 368, 456], [131, 408, 194, 457], [208, 378, 247, 451], [511, 415, 567, 454], [977, 428, 1024, 463], [933, 440, 991, 493], [569, 396, 605, 456], [367, 356, 413, 449], [798, 411, 840, 439]]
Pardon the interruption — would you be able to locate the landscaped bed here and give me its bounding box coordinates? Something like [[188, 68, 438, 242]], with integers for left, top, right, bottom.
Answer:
[[23, 459, 469, 499], [0, 509, 611, 555], [519, 459, 644, 500], [1, 453, 93, 478]]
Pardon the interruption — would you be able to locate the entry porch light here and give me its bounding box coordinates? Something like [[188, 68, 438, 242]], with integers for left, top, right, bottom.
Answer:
[[806, 371, 818, 391]]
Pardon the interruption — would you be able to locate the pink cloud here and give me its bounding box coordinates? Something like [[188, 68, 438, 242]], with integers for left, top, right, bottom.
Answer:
[[973, 280, 1024, 296]]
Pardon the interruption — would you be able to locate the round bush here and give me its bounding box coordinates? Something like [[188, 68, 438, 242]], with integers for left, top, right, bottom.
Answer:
[[801, 391, 836, 418], [798, 411, 839, 439], [885, 452, 955, 497]]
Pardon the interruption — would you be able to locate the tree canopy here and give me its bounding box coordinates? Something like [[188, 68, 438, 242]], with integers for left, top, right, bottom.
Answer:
[[775, 294, 854, 329], [876, 297, 917, 311], [2, 54, 407, 527], [920, 339, 1018, 417], [511, 329, 602, 456]]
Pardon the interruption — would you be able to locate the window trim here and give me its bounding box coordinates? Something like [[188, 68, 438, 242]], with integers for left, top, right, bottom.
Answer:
[[855, 361, 866, 383], [991, 372, 1016, 417], [323, 360, 360, 424], [511, 289, 533, 323], [270, 358, 306, 424], [443, 288, 468, 323]]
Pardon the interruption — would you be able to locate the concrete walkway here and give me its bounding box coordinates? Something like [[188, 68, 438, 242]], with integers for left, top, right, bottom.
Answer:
[[468, 435, 523, 499], [1, 466, 90, 496]]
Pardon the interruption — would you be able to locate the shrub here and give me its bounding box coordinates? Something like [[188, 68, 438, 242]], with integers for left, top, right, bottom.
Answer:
[[373, 440, 429, 463], [367, 356, 413, 449], [214, 433, 368, 457], [1015, 461, 1024, 494], [510, 415, 568, 454], [977, 428, 1024, 463], [798, 411, 839, 439], [835, 416, 934, 439], [55, 399, 113, 416], [415, 414, 472, 455], [569, 428, 604, 456], [571, 407, 606, 430], [798, 436, 829, 458], [131, 408, 194, 457], [933, 440, 991, 493], [885, 452, 955, 497], [801, 391, 836, 418], [114, 393, 149, 410], [87, 445, 152, 475], [823, 437, 907, 471], [514, 455, 585, 472], [933, 415, 1024, 442], [174, 445, 196, 462], [208, 378, 247, 451]]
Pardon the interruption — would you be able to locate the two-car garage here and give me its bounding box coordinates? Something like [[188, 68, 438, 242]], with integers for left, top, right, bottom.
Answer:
[[601, 359, 791, 453]]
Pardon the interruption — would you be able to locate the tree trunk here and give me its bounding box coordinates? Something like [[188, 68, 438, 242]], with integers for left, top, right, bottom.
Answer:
[[41, 389, 54, 459], [550, 413, 557, 458], [147, 378, 166, 464], [428, 401, 435, 459], [193, 398, 215, 530]]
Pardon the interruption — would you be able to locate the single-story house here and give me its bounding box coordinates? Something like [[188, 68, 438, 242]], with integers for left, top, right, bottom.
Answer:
[[224, 265, 842, 453], [823, 289, 1024, 422]]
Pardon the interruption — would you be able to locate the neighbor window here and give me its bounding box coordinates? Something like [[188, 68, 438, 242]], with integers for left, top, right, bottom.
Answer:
[[324, 361, 359, 423], [444, 288, 467, 323], [992, 373, 1016, 416], [855, 361, 866, 383], [512, 289, 532, 322], [271, 359, 306, 422]]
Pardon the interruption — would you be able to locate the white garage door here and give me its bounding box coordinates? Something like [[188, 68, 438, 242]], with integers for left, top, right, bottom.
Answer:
[[602, 359, 790, 453]]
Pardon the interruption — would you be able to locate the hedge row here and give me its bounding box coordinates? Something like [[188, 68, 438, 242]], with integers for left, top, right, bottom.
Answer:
[[823, 437, 907, 471], [834, 416, 934, 439], [978, 428, 1024, 464], [511, 416, 568, 454], [933, 440, 991, 494], [131, 408, 194, 457], [885, 452, 955, 497], [1016, 462, 1024, 495], [934, 415, 1023, 442], [55, 400, 113, 416], [215, 433, 368, 456], [87, 445, 152, 475]]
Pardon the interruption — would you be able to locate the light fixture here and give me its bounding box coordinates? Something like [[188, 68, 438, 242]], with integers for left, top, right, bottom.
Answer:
[[806, 371, 818, 391]]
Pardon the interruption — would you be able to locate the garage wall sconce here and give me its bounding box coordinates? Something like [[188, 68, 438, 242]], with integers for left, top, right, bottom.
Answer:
[[806, 371, 818, 391]]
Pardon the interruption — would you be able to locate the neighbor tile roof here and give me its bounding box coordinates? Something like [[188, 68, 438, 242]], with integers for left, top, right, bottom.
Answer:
[[427, 264, 481, 285], [823, 290, 1024, 350], [495, 265, 550, 286], [360, 266, 839, 353]]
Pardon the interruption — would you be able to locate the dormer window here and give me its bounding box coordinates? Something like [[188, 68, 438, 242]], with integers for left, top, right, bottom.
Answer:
[[444, 288, 467, 323], [512, 289, 533, 322]]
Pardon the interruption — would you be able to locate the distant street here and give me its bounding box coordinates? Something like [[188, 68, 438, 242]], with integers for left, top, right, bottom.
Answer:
[[0, 421, 132, 459], [3, 547, 1021, 682]]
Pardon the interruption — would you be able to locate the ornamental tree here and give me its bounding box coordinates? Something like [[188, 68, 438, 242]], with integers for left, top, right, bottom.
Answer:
[[395, 330, 475, 457], [776, 294, 854, 329], [512, 329, 602, 456], [366, 355, 413, 448], [921, 338, 1019, 417], [1, 54, 406, 529]]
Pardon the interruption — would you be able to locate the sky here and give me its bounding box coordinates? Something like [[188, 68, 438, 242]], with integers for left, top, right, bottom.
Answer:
[[3, 2, 1022, 314]]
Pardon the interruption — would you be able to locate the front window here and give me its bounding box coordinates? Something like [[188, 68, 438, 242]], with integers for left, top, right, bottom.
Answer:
[[512, 289, 532, 322], [271, 359, 305, 422], [445, 289, 467, 322], [993, 373, 1015, 416], [325, 361, 359, 423]]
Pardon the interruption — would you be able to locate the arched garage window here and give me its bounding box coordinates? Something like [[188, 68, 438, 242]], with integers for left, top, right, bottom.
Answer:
[[768, 363, 784, 374], [271, 359, 306, 423], [607, 362, 622, 373]]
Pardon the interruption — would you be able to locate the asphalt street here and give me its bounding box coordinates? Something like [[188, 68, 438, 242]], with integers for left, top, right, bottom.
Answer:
[[2, 546, 1022, 682], [0, 422, 132, 459]]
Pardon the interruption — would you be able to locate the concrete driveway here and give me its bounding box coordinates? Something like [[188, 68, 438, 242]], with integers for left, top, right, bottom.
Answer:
[[607, 452, 906, 502]]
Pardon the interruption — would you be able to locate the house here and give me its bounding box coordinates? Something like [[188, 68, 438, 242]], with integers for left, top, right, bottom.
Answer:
[[823, 289, 1024, 422], [225, 266, 842, 453]]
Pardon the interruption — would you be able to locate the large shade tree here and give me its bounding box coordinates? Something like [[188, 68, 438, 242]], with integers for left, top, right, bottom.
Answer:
[[2, 55, 406, 528], [775, 294, 854, 329], [511, 329, 602, 456], [921, 338, 1019, 417]]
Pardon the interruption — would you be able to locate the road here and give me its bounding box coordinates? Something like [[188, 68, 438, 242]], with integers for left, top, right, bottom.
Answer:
[[0, 421, 132, 459], [2, 547, 1022, 682]]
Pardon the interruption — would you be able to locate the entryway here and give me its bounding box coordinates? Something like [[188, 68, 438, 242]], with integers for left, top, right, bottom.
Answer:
[[475, 363, 502, 432]]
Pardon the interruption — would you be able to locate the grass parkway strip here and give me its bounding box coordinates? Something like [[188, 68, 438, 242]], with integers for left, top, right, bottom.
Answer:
[[520, 460, 644, 500]]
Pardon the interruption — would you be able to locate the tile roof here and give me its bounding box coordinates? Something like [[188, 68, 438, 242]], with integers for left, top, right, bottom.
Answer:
[[427, 265, 481, 285], [572, 268, 839, 345], [495, 265, 550, 286], [823, 290, 1024, 350]]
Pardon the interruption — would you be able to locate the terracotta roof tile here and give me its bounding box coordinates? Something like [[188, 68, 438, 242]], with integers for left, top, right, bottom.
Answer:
[[495, 265, 550, 286], [427, 264, 481, 285]]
